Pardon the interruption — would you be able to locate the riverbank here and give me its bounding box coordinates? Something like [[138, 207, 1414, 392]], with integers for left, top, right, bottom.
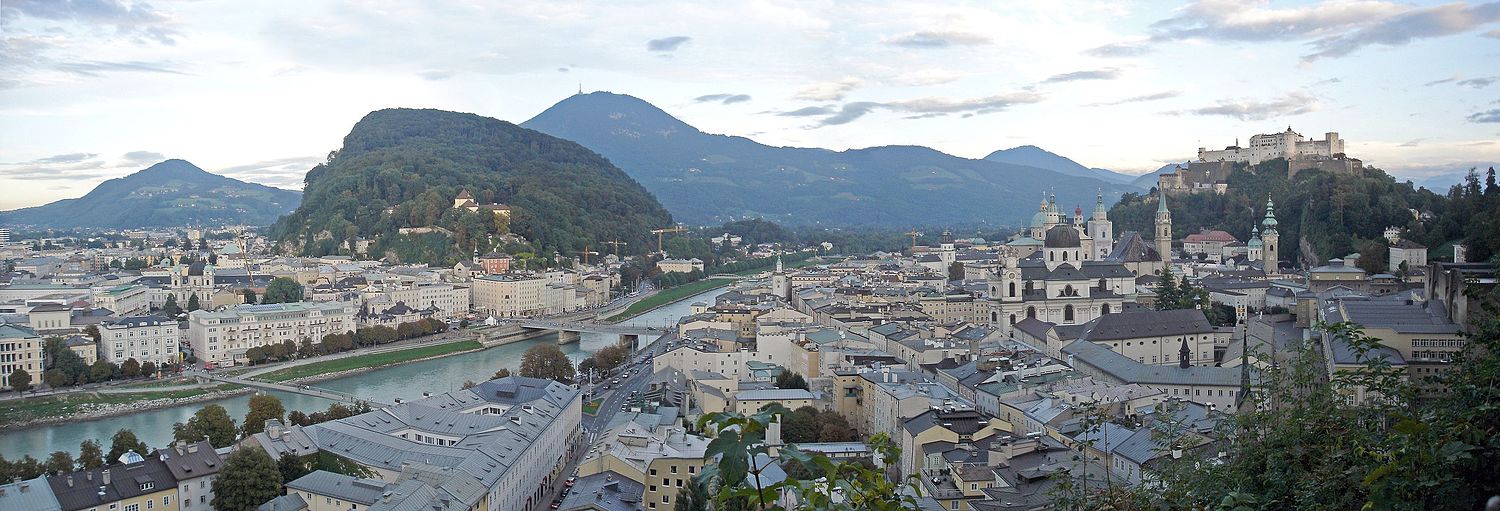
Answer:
[[0, 384, 248, 431], [606, 279, 734, 321], [255, 339, 485, 383]]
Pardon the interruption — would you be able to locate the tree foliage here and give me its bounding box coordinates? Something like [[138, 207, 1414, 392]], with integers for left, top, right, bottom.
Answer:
[[7, 368, 30, 392], [212, 448, 283, 511], [106, 429, 148, 463], [242, 394, 286, 436], [773, 371, 808, 391], [262, 277, 304, 304], [77, 440, 104, 470], [173, 404, 238, 448], [519, 344, 575, 382]]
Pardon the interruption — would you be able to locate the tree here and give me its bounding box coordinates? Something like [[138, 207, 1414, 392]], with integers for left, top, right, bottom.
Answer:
[[77, 440, 104, 470], [83, 325, 101, 342], [241, 288, 257, 305], [187, 293, 201, 312], [696, 404, 920, 510], [492, 367, 512, 379], [174, 404, 238, 448], [89, 360, 113, 383], [211, 448, 283, 511], [162, 294, 182, 316], [518, 344, 575, 382], [773, 371, 808, 390], [107, 429, 148, 463], [121, 358, 141, 379], [262, 277, 304, 304], [43, 451, 74, 476], [8, 368, 30, 392], [242, 394, 286, 436], [140, 361, 157, 377], [277, 453, 311, 486], [948, 261, 964, 282], [674, 476, 711, 511], [43, 369, 67, 388], [287, 410, 310, 427]]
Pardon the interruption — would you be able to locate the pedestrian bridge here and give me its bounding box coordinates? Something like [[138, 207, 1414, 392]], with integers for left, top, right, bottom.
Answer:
[[199, 373, 391, 408]]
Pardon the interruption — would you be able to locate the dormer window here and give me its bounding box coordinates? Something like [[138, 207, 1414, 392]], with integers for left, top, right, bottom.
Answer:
[[140, 482, 154, 491]]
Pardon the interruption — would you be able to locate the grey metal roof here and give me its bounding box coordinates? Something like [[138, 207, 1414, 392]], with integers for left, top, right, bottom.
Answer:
[[1062, 340, 1245, 387], [256, 492, 307, 511], [157, 441, 222, 482], [557, 472, 645, 511], [1079, 309, 1213, 342], [46, 455, 177, 511], [286, 471, 388, 506], [0, 477, 61, 511]]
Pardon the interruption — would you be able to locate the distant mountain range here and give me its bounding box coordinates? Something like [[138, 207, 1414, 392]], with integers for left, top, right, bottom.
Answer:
[[983, 145, 1136, 184], [0, 159, 301, 228], [521, 92, 1140, 227]]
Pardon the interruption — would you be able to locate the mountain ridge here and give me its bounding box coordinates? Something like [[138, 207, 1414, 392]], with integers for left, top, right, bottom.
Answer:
[[983, 145, 1136, 184], [521, 91, 1137, 227], [0, 159, 302, 228]]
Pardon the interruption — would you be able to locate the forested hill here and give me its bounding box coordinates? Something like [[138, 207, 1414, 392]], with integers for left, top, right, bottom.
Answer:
[[0, 159, 300, 228], [1108, 159, 1451, 270], [270, 108, 673, 264]]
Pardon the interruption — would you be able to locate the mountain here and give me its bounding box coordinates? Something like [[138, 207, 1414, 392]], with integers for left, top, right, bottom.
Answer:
[[270, 108, 672, 264], [0, 159, 301, 228], [1129, 162, 1189, 189], [521, 92, 1135, 227], [983, 145, 1136, 184]]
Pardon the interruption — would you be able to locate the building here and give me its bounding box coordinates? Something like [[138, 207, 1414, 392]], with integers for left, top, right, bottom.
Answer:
[[288, 376, 581, 511], [1, 323, 43, 390], [453, 190, 512, 219], [1320, 298, 1466, 381], [1182, 230, 1238, 259], [92, 284, 149, 317], [0, 476, 61, 511], [1389, 240, 1427, 274], [1062, 339, 1247, 413], [656, 258, 704, 274], [101, 316, 180, 366], [186, 302, 356, 365], [1155, 189, 1173, 260], [43, 445, 211, 511], [577, 416, 710, 511], [361, 281, 470, 321], [732, 388, 817, 414], [159, 441, 222, 510], [472, 274, 549, 317], [478, 251, 513, 274], [984, 226, 1137, 337], [1197, 128, 1345, 165]]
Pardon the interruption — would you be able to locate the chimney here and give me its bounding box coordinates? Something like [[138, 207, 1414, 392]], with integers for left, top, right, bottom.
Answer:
[[67, 476, 74, 488], [102, 469, 110, 485], [187, 443, 199, 454]]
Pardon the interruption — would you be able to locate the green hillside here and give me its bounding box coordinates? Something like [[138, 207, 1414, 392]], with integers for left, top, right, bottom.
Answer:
[[270, 108, 673, 265], [1109, 159, 1449, 269]]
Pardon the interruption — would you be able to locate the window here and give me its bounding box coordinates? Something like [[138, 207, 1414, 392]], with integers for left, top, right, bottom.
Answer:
[[671, 465, 678, 474], [163, 496, 170, 507], [688, 466, 696, 474], [650, 485, 657, 492], [125, 506, 138, 511], [1063, 305, 1074, 322]]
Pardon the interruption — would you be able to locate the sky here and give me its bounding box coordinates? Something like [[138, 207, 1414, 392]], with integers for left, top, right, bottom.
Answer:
[[2, 0, 1499, 210]]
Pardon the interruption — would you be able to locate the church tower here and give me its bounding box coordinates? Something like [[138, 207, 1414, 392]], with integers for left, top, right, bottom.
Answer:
[[772, 255, 790, 302], [1247, 226, 1263, 262], [1261, 197, 1280, 272], [1087, 190, 1113, 260], [1155, 188, 1172, 260], [993, 247, 1022, 304], [938, 229, 956, 267]]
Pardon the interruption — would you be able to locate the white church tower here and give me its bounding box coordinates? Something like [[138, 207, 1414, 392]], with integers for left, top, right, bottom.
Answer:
[[1087, 190, 1113, 260]]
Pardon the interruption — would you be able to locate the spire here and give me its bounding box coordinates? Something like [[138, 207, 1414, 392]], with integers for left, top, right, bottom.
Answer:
[[775, 254, 783, 273], [1179, 338, 1191, 368], [1094, 189, 1106, 214], [1157, 187, 1169, 214]]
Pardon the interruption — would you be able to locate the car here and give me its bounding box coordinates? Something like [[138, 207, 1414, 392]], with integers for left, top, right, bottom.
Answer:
[[612, 378, 621, 384], [551, 499, 561, 509], [566, 476, 577, 486]]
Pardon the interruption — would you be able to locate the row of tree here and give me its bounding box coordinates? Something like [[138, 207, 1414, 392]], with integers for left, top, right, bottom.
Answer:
[[577, 340, 632, 379], [6, 338, 177, 393]]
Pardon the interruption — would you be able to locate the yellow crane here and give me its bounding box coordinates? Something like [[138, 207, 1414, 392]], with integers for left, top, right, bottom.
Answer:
[[602, 239, 628, 257], [905, 230, 923, 249], [650, 225, 687, 253], [577, 245, 600, 265]]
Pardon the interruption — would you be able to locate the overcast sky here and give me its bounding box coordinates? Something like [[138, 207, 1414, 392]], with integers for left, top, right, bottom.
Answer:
[[2, 0, 1499, 210]]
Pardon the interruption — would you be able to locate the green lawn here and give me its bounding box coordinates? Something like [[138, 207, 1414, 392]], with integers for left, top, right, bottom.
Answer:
[[0, 384, 241, 427], [607, 279, 733, 322], [255, 340, 483, 382], [582, 398, 603, 416]]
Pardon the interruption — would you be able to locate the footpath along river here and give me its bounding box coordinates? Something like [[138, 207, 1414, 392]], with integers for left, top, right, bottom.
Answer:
[[0, 287, 728, 461]]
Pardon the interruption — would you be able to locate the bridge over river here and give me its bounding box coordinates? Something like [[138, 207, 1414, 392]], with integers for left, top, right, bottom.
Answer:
[[515, 319, 671, 349], [198, 373, 392, 408]]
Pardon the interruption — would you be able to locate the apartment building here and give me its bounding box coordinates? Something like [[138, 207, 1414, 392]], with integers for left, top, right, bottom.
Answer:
[[186, 302, 356, 365], [101, 316, 180, 366], [472, 274, 548, 317], [0, 323, 43, 390]]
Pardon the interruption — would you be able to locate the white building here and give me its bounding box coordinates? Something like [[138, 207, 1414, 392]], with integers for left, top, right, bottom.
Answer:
[[1197, 128, 1344, 165], [362, 282, 470, 320], [186, 302, 356, 365], [92, 284, 150, 317], [472, 274, 549, 317], [657, 258, 704, 274], [101, 316, 180, 365]]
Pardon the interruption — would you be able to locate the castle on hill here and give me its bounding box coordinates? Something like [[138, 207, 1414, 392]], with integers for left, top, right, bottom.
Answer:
[[1161, 127, 1362, 194]]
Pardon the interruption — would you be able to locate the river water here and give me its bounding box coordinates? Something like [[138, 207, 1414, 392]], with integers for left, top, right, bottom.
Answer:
[[0, 287, 725, 461]]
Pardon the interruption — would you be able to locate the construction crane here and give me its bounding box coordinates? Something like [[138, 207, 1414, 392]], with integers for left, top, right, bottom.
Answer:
[[650, 225, 687, 253], [602, 239, 628, 257], [576, 245, 600, 265], [905, 230, 923, 249]]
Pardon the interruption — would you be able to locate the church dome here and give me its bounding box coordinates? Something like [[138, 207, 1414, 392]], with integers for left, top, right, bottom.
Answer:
[[1031, 211, 1048, 228], [1043, 225, 1081, 248]]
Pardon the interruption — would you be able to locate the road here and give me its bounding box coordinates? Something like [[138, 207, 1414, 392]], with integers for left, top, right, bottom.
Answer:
[[579, 330, 676, 440]]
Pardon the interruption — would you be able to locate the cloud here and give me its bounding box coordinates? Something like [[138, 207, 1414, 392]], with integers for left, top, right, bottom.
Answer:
[[1458, 77, 1497, 88], [1425, 75, 1459, 86], [418, 69, 455, 81], [807, 91, 1045, 127], [1469, 109, 1500, 123], [1136, 0, 1500, 62], [54, 60, 187, 77], [122, 151, 164, 165], [1043, 68, 1120, 83], [1087, 90, 1182, 106], [1486, 28, 1500, 38], [1399, 138, 1427, 147], [646, 36, 691, 52], [775, 106, 836, 117], [884, 30, 992, 48], [794, 78, 861, 101], [1086, 41, 1154, 57], [1303, 2, 1500, 61], [215, 156, 320, 189], [694, 93, 752, 105], [31, 153, 99, 164], [0, 0, 181, 45], [1179, 91, 1319, 121]]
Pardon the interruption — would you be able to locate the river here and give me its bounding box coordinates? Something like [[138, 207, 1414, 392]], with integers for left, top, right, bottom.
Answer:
[[0, 286, 727, 461]]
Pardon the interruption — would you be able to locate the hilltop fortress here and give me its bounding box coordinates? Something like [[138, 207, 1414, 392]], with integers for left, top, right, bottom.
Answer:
[[1161, 127, 1363, 194]]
